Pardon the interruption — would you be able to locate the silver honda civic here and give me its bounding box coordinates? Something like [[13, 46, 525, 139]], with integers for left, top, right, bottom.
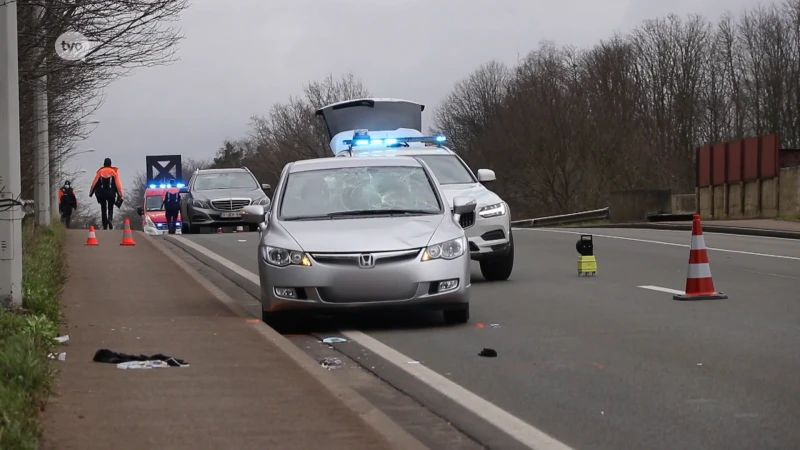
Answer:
[[241, 155, 476, 326]]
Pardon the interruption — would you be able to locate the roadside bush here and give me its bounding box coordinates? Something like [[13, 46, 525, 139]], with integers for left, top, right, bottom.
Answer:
[[0, 221, 67, 449]]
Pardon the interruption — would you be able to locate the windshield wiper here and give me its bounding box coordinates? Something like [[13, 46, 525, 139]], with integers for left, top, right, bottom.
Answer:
[[325, 209, 438, 217]]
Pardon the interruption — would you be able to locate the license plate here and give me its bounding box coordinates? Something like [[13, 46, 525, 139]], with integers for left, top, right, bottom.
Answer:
[[220, 212, 241, 218]]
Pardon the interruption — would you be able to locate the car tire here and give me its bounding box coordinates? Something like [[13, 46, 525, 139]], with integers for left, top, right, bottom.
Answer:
[[479, 231, 515, 281], [189, 224, 201, 234], [249, 224, 259, 232], [443, 305, 470, 324], [181, 222, 189, 234]]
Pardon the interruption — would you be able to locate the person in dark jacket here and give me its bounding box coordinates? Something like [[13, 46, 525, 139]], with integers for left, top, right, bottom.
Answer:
[[88, 157, 124, 230], [161, 178, 181, 234], [58, 181, 78, 228]]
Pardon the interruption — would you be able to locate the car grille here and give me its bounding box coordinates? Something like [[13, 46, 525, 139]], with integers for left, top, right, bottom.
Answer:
[[459, 212, 475, 229], [310, 249, 421, 267], [210, 199, 251, 211]]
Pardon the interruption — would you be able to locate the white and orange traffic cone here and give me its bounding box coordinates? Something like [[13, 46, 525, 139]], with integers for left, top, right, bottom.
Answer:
[[674, 215, 727, 300], [85, 226, 99, 246], [119, 218, 136, 246]]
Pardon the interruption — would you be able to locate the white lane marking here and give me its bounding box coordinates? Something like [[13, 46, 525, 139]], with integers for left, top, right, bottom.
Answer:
[[170, 235, 573, 450], [172, 236, 261, 283], [515, 228, 800, 261], [515, 226, 800, 242], [342, 331, 572, 450], [638, 285, 685, 295]]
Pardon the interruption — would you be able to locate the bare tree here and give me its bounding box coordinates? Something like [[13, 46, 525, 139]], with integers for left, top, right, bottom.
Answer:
[[14, 0, 190, 196]]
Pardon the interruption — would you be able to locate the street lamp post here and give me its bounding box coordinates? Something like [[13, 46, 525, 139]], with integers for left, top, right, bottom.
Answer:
[[0, 0, 24, 306]]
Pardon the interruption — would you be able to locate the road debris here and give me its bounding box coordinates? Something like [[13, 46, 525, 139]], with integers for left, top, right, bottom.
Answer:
[[479, 348, 498, 357], [407, 360, 421, 364], [322, 337, 347, 344], [93, 349, 189, 367], [319, 357, 343, 370], [117, 360, 171, 369], [55, 335, 70, 343], [48, 352, 66, 361], [490, 324, 501, 328]]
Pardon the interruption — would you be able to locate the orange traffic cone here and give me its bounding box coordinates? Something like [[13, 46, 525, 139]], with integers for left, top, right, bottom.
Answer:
[[674, 215, 727, 300], [119, 218, 136, 246], [85, 226, 99, 246]]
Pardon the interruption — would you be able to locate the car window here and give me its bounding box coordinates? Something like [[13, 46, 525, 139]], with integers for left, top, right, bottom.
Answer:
[[145, 195, 163, 211], [414, 155, 475, 184], [280, 166, 441, 219], [194, 172, 257, 190]]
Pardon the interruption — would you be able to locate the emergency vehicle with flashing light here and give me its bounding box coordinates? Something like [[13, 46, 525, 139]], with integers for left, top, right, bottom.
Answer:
[[315, 98, 514, 281], [136, 182, 185, 235]]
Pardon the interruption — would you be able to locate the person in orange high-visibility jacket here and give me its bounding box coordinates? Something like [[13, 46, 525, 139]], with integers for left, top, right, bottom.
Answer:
[[58, 181, 78, 228], [88, 157, 124, 230], [161, 178, 181, 234]]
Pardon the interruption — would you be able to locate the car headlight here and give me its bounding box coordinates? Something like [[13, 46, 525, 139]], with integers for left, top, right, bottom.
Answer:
[[421, 237, 466, 261], [479, 202, 506, 218], [145, 216, 155, 227], [260, 246, 312, 267], [192, 198, 209, 208], [255, 197, 270, 206]]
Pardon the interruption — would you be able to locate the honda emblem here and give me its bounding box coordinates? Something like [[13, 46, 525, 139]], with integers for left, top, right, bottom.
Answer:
[[358, 254, 375, 268]]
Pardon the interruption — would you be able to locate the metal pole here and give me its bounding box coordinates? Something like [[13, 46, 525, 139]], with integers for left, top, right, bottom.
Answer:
[[32, 5, 50, 226], [0, 0, 24, 307], [50, 140, 60, 221]]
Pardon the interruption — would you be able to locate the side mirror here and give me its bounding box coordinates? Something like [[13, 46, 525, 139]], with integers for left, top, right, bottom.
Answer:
[[261, 183, 271, 191], [179, 186, 189, 194], [242, 205, 266, 224], [136, 207, 143, 216], [453, 196, 477, 215], [477, 169, 496, 183]]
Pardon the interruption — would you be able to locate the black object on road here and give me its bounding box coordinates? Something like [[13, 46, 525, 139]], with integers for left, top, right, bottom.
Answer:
[[479, 348, 497, 357]]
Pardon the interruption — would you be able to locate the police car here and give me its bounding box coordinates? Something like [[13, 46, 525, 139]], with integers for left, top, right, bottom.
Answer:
[[136, 182, 184, 235], [315, 98, 514, 281]]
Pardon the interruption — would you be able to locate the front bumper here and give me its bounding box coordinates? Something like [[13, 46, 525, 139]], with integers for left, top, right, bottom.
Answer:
[[188, 205, 249, 227], [464, 213, 511, 260], [258, 249, 470, 313], [144, 223, 182, 236]]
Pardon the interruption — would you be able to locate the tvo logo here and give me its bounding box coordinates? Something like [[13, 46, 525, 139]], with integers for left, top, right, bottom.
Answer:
[[54, 31, 97, 61]]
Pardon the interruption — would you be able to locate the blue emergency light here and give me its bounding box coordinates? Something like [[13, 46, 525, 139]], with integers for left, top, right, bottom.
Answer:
[[148, 182, 185, 189], [342, 134, 446, 147]]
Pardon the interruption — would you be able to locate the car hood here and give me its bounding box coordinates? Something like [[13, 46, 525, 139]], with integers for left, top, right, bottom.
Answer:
[[439, 184, 502, 209], [280, 215, 443, 253], [194, 188, 263, 200]]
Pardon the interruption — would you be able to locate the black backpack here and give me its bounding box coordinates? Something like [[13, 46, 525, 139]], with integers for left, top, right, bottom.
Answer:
[[164, 190, 180, 207]]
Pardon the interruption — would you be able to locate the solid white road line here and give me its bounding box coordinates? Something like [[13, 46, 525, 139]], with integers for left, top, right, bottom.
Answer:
[[170, 236, 573, 450], [516, 228, 800, 261], [342, 330, 572, 450], [638, 285, 685, 295]]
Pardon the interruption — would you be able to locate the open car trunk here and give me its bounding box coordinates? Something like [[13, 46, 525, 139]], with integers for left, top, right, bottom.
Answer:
[[315, 98, 425, 140]]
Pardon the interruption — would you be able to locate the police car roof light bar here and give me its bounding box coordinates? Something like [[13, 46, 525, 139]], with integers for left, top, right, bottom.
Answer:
[[342, 134, 447, 147]]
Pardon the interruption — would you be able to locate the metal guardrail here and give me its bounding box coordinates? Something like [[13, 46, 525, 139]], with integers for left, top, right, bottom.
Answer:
[[510, 207, 610, 228]]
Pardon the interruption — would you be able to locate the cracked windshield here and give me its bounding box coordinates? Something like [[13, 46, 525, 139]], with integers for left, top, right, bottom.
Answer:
[[280, 166, 441, 218]]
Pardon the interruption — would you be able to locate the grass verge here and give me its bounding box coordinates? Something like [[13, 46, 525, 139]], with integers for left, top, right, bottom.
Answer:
[[0, 220, 66, 450]]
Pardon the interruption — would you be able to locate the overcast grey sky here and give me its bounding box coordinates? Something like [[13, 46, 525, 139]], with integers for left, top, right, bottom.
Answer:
[[67, 0, 765, 194]]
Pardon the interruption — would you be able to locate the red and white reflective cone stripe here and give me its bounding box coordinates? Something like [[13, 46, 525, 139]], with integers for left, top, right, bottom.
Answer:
[[673, 215, 728, 301]]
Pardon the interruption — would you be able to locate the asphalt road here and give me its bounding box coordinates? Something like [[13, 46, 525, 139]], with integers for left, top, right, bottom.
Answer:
[[172, 227, 800, 450]]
